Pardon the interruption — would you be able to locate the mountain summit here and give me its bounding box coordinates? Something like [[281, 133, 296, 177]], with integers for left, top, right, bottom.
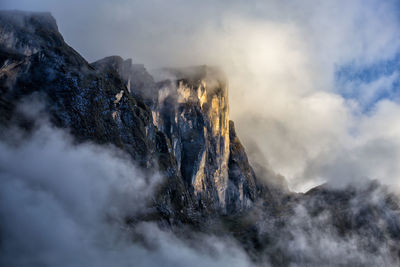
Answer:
[[0, 10, 270, 217]]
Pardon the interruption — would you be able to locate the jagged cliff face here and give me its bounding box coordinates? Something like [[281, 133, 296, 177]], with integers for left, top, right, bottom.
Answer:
[[0, 10, 196, 221], [0, 10, 262, 215], [94, 55, 261, 212], [227, 121, 261, 212], [91, 56, 158, 108], [0, 11, 159, 167], [153, 67, 230, 210]]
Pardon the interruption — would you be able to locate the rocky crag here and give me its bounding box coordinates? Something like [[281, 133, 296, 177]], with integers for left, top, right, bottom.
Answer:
[[0, 10, 267, 219]]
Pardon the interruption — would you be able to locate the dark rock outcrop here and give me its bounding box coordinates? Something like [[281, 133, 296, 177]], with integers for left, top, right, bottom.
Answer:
[[226, 120, 261, 213], [91, 54, 268, 213], [0, 10, 266, 218], [91, 56, 158, 107], [0, 10, 194, 221]]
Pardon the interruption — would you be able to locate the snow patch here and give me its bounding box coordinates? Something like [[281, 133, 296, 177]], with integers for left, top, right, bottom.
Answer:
[[114, 90, 124, 104]]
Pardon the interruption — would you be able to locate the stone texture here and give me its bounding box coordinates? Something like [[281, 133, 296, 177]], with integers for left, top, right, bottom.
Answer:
[[0, 10, 195, 222], [0, 10, 266, 218], [226, 120, 260, 213], [92, 56, 267, 212], [152, 66, 231, 211]]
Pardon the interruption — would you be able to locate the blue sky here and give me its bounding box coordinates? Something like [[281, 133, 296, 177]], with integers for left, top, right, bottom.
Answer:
[[336, 53, 400, 113]]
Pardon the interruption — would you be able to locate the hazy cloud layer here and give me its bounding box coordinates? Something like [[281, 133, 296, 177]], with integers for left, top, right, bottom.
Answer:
[[256, 196, 400, 266], [2, 0, 400, 191], [1, 123, 398, 266], [0, 124, 254, 267]]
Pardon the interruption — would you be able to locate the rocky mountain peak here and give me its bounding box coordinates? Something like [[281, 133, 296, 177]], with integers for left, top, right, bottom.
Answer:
[[91, 55, 259, 212], [92, 56, 158, 106], [0, 10, 267, 216], [0, 10, 62, 56], [152, 66, 231, 209]]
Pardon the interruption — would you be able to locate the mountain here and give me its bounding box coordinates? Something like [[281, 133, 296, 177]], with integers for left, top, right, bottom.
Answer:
[[1, 10, 400, 266], [0, 10, 270, 218]]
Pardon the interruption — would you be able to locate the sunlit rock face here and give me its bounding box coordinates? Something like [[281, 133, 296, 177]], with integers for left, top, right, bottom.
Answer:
[[0, 10, 263, 215], [153, 67, 231, 210], [101, 59, 262, 212]]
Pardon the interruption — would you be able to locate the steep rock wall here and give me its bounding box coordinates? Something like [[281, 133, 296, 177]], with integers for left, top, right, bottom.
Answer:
[[153, 67, 230, 210], [0, 10, 268, 215], [105, 62, 265, 212], [0, 10, 195, 221]]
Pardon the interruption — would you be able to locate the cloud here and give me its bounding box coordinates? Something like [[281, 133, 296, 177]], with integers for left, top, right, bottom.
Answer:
[[266, 201, 399, 266], [252, 181, 400, 266], [301, 100, 400, 190], [0, 123, 254, 267], [1, 121, 398, 267]]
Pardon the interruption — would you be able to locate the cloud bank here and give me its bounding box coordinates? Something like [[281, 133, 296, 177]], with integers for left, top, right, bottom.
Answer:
[[0, 123, 253, 267], [1, 122, 398, 266]]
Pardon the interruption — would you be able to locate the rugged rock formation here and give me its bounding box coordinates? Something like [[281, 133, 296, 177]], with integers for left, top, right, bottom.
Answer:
[[0, 10, 195, 221], [91, 56, 158, 107], [154, 67, 231, 210], [92, 56, 264, 212], [226, 120, 261, 212], [0, 10, 264, 216]]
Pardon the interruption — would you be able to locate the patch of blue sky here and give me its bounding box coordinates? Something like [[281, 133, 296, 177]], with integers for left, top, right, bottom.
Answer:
[[335, 53, 400, 113]]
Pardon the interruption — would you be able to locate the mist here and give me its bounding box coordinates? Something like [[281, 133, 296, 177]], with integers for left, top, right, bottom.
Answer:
[[0, 122, 255, 267], [1, 120, 398, 266]]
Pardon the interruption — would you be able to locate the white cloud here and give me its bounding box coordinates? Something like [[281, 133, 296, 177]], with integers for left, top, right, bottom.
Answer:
[[0, 124, 253, 267], [2, 123, 398, 266]]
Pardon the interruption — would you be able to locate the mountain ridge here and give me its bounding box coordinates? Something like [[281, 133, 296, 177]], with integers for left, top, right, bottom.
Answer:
[[0, 10, 273, 217]]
